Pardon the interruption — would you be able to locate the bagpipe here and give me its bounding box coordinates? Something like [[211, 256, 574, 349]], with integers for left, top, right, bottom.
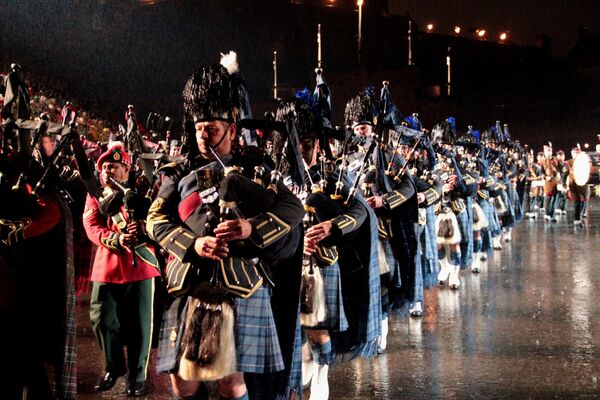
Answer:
[[4, 103, 102, 207]]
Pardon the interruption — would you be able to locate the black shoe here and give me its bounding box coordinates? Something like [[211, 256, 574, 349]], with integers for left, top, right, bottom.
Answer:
[[94, 371, 124, 391], [127, 381, 146, 397]]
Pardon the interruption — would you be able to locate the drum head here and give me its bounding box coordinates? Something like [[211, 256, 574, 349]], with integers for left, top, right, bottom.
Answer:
[[573, 152, 591, 186]]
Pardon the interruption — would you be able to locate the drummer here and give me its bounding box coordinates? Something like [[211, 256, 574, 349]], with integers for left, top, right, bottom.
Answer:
[[566, 147, 589, 226]]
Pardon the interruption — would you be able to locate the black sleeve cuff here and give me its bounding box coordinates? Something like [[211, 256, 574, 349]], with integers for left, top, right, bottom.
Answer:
[[249, 212, 291, 248], [382, 191, 408, 209], [159, 227, 197, 261], [331, 213, 358, 236], [424, 188, 440, 205]]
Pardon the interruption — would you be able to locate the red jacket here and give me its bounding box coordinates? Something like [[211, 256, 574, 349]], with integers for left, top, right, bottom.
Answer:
[[83, 194, 160, 284]]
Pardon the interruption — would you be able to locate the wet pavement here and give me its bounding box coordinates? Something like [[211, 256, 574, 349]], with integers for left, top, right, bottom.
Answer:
[[76, 200, 600, 399]]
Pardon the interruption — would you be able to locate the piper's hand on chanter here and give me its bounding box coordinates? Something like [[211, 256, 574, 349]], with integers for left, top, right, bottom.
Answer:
[[306, 220, 333, 243], [119, 232, 136, 248], [366, 195, 384, 209], [304, 237, 319, 256], [214, 219, 253, 241], [442, 183, 455, 194], [194, 236, 229, 260], [125, 221, 144, 238]]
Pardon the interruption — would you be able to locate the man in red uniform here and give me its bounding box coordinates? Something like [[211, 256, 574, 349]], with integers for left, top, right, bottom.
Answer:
[[83, 144, 160, 396]]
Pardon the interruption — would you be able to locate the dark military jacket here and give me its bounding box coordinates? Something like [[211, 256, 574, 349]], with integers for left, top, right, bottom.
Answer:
[[304, 164, 368, 243], [146, 150, 304, 295]]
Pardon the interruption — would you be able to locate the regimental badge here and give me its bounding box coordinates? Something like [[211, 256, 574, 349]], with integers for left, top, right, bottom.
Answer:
[[199, 186, 218, 204]]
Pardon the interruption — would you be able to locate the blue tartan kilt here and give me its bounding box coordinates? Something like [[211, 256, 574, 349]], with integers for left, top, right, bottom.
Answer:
[[380, 237, 400, 288], [156, 286, 284, 375], [510, 185, 523, 222], [422, 207, 439, 288], [330, 205, 381, 365], [500, 191, 516, 228], [483, 198, 501, 236], [412, 224, 425, 302], [455, 205, 473, 270], [303, 263, 349, 332]]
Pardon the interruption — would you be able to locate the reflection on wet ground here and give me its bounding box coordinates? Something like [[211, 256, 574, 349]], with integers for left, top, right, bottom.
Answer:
[[77, 201, 600, 399]]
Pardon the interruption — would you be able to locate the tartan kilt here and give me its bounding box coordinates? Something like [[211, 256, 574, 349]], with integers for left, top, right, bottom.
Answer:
[[156, 286, 284, 375], [303, 262, 349, 332], [510, 185, 524, 222], [482, 198, 501, 236], [412, 224, 425, 303], [456, 197, 474, 270], [500, 190, 516, 228], [416, 222, 425, 285], [422, 206, 439, 288], [380, 236, 400, 288], [330, 206, 381, 364], [479, 200, 492, 253]]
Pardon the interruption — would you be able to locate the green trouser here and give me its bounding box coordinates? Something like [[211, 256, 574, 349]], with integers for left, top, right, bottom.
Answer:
[[90, 279, 154, 384]]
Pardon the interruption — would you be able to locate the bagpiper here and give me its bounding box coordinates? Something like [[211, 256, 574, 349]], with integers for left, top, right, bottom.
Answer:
[[398, 127, 443, 310], [147, 52, 305, 400], [83, 144, 161, 396], [275, 91, 379, 399], [456, 126, 488, 273], [566, 146, 589, 226], [344, 85, 417, 351]]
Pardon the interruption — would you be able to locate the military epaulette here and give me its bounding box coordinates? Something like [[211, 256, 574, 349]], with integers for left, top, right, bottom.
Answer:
[[331, 213, 357, 235], [314, 245, 339, 266], [249, 212, 291, 248], [157, 161, 186, 178], [382, 190, 407, 210], [100, 232, 121, 251], [159, 227, 197, 262], [424, 187, 440, 205]]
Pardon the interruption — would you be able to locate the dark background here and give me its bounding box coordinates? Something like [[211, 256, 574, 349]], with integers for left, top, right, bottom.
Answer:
[[391, 0, 600, 56], [0, 0, 598, 150]]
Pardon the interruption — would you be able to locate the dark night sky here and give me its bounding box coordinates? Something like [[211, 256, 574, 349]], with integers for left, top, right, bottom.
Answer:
[[389, 0, 600, 56], [1, 0, 598, 149]]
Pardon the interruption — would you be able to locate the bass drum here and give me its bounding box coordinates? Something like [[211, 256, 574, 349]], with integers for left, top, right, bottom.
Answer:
[[573, 151, 600, 186]]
